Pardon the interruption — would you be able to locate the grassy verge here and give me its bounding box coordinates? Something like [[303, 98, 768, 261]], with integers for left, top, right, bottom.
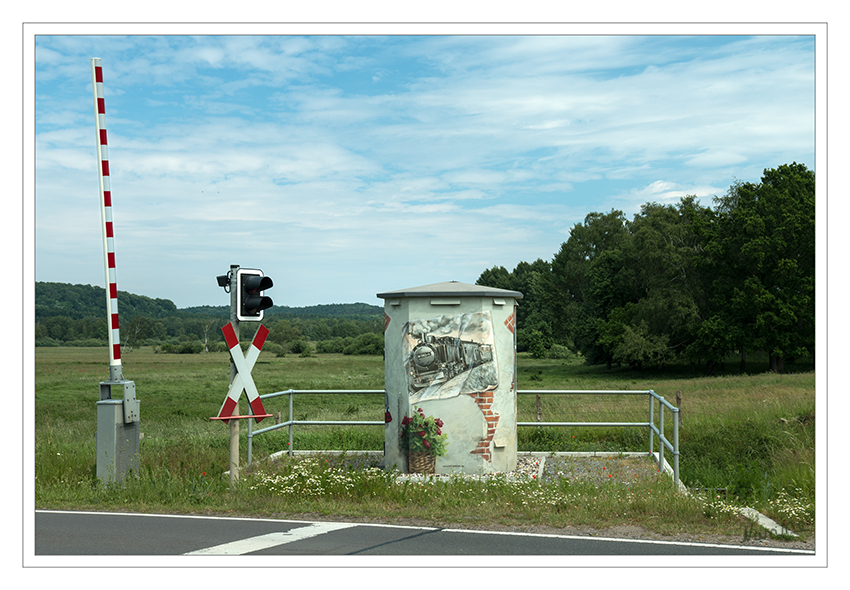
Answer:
[[37, 451, 744, 538], [34, 347, 815, 541]]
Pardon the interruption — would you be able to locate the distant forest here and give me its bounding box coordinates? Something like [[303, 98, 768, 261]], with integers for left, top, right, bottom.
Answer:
[[34, 281, 385, 356]]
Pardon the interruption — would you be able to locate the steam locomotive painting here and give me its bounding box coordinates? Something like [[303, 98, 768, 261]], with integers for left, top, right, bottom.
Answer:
[[408, 334, 494, 392], [403, 311, 499, 401]]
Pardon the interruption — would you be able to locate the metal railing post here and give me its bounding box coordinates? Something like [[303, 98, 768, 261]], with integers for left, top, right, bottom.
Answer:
[[648, 393, 654, 455], [659, 401, 665, 471], [673, 407, 680, 484], [288, 389, 294, 456]]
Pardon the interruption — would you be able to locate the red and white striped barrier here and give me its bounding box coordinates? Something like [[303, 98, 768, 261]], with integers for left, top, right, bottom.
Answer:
[[91, 58, 121, 369], [218, 323, 269, 423]]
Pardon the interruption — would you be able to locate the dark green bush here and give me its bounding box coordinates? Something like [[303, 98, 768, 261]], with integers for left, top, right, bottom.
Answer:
[[316, 337, 353, 353], [290, 339, 312, 355], [548, 344, 577, 360], [263, 342, 285, 357], [343, 333, 384, 355], [67, 338, 108, 347], [160, 341, 204, 354]]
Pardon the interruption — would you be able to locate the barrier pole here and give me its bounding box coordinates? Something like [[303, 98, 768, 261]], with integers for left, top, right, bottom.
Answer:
[[91, 58, 123, 381]]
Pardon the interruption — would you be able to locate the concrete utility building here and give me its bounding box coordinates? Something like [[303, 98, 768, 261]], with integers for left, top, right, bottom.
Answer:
[[378, 281, 523, 474]]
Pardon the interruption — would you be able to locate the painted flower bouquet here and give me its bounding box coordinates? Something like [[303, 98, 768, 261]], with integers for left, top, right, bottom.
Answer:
[[401, 406, 448, 473]]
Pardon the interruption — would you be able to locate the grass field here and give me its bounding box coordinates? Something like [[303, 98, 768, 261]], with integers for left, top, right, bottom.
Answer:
[[33, 346, 816, 540]]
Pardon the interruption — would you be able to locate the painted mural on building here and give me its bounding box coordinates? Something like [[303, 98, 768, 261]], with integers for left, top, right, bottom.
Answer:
[[403, 311, 499, 403]]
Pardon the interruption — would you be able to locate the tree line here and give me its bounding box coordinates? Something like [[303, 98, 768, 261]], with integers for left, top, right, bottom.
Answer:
[[35, 282, 384, 355], [477, 163, 815, 373]]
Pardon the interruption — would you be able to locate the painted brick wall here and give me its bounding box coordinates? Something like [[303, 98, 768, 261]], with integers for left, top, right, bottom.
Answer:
[[468, 387, 498, 462]]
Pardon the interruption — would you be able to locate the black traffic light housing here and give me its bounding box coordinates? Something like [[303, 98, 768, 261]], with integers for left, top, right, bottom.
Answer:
[[236, 268, 273, 321]]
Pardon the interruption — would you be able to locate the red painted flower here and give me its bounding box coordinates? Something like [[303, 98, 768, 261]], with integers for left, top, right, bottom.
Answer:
[[401, 415, 411, 426], [423, 440, 431, 449], [435, 418, 444, 428]]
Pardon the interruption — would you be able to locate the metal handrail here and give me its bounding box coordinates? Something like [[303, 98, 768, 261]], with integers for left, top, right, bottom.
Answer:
[[517, 389, 679, 483], [244, 388, 679, 483], [246, 389, 385, 466]]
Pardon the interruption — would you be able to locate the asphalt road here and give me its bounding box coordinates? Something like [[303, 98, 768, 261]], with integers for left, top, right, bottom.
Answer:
[[33, 510, 814, 558]]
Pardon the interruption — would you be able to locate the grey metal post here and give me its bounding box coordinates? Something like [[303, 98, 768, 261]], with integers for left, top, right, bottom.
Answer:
[[229, 265, 240, 384], [247, 417, 253, 468], [96, 379, 140, 484]]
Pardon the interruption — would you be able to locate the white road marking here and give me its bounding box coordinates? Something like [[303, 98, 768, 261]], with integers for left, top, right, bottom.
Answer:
[[184, 522, 357, 555]]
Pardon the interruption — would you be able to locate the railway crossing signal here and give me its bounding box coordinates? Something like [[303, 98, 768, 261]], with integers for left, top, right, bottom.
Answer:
[[213, 265, 274, 421], [236, 268, 273, 321], [213, 264, 275, 484]]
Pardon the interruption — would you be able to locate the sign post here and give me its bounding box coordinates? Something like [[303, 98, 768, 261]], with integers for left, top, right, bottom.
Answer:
[[229, 402, 239, 486]]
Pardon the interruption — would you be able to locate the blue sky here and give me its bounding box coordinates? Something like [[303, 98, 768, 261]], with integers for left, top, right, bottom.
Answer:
[[32, 32, 817, 309]]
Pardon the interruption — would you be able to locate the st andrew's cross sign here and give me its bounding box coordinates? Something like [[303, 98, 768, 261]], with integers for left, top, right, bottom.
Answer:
[[217, 323, 269, 423]]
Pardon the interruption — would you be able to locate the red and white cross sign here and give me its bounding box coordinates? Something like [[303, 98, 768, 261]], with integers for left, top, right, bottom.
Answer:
[[217, 323, 269, 423]]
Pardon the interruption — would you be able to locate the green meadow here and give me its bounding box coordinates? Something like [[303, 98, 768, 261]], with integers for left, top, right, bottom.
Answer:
[[34, 346, 815, 540]]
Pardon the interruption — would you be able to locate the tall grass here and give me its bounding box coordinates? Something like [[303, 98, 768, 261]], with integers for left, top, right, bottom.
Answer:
[[515, 355, 816, 529], [33, 347, 815, 537]]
